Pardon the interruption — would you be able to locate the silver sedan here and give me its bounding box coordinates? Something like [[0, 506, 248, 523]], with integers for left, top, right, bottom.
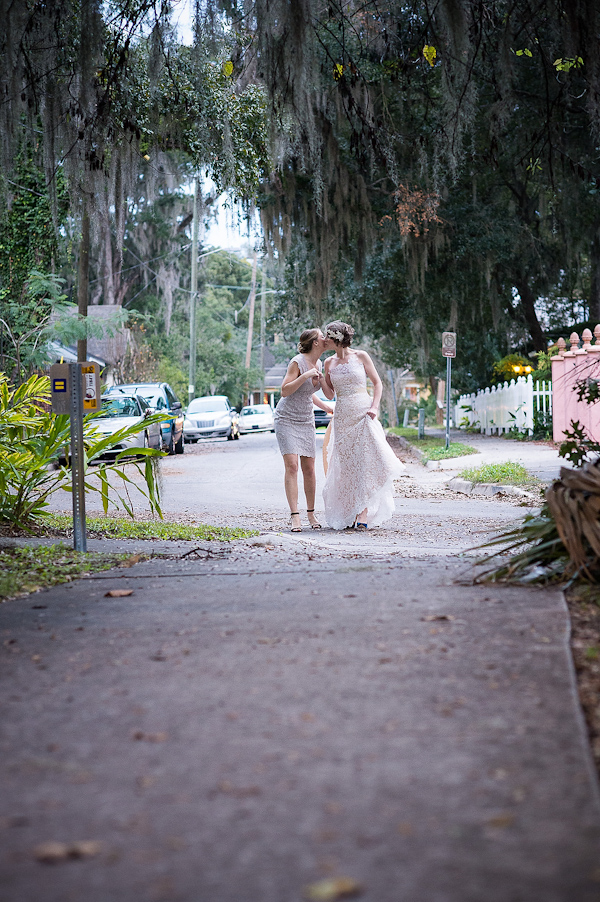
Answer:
[[93, 394, 162, 457]]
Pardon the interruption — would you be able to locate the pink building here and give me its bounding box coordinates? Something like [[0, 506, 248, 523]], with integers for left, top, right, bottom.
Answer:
[[552, 327, 600, 442]]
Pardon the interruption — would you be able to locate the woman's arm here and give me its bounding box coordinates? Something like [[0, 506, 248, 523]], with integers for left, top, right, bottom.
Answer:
[[312, 393, 334, 414], [321, 359, 336, 399], [356, 350, 382, 419], [280, 360, 320, 397]]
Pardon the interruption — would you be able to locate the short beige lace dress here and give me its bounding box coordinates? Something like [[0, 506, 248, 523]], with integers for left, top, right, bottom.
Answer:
[[273, 354, 321, 458]]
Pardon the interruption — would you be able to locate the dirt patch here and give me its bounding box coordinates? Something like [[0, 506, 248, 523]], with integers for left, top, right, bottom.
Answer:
[[565, 586, 600, 778]]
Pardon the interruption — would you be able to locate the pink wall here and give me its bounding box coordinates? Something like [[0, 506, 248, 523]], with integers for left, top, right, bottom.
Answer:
[[552, 327, 600, 442]]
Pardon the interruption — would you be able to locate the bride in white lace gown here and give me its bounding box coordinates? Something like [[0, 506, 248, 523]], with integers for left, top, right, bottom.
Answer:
[[321, 321, 405, 530]]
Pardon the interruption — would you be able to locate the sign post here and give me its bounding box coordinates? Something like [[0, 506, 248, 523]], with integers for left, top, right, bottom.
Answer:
[[441, 332, 456, 450], [50, 362, 100, 552]]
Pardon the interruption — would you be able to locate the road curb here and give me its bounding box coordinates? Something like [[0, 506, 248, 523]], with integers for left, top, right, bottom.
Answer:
[[447, 476, 540, 500]]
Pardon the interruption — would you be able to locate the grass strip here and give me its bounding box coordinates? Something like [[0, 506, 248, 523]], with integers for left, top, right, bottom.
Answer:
[[387, 427, 477, 462], [32, 513, 257, 542], [0, 544, 136, 603], [458, 461, 534, 485]]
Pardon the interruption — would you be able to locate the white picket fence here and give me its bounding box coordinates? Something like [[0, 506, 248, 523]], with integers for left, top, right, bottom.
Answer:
[[454, 375, 552, 435]]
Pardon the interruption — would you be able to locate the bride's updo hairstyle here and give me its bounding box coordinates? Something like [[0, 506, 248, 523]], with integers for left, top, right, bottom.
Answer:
[[324, 321, 354, 348], [298, 328, 321, 354]]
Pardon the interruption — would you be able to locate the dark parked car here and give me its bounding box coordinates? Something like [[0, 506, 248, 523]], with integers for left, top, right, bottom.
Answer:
[[105, 382, 184, 454], [313, 388, 335, 429]]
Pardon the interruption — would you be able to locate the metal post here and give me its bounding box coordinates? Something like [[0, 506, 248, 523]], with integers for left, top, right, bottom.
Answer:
[[69, 363, 87, 552], [403, 409, 410, 428], [418, 407, 425, 439], [445, 355, 451, 450], [189, 176, 199, 406]]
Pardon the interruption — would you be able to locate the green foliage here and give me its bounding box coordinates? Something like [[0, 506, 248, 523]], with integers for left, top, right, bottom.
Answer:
[[492, 355, 533, 385], [474, 505, 567, 584], [42, 513, 257, 542], [459, 462, 533, 485], [0, 372, 166, 530], [558, 420, 600, 468], [0, 544, 135, 604]]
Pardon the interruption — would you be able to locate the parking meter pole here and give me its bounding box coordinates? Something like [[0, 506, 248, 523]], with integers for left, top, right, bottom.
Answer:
[[69, 363, 87, 552], [445, 355, 451, 450]]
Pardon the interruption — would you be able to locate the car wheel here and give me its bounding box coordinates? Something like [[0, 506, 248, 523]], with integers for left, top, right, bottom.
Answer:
[[227, 428, 234, 441], [175, 432, 184, 454], [167, 431, 175, 454], [234, 429, 240, 440], [270, 428, 276, 433]]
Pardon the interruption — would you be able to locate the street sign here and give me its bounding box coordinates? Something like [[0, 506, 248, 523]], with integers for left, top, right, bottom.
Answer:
[[442, 331, 456, 358], [49, 361, 100, 552], [81, 362, 100, 411], [50, 362, 100, 413], [50, 363, 71, 414]]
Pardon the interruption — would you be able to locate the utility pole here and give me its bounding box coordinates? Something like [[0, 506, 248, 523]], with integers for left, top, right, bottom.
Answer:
[[244, 251, 258, 403], [259, 259, 266, 403], [77, 201, 90, 363], [188, 177, 200, 406]]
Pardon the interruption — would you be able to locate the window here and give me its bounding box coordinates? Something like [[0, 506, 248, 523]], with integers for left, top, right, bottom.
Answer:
[[188, 397, 229, 414], [99, 397, 141, 418]]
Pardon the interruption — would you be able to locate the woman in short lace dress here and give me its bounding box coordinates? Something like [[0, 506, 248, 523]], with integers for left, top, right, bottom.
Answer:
[[274, 329, 333, 532], [321, 321, 405, 530]]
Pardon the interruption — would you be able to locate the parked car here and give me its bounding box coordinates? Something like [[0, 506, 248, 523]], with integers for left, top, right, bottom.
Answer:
[[93, 394, 162, 457], [238, 403, 275, 434], [313, 388, 336, 428], [184, 395, 240, 442], [105, 382, 184, 454]]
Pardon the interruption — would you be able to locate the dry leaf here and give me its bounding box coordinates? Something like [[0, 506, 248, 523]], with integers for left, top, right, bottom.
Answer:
[[304, 877, 363, 901], [104, 589, 133, 598], [486, 813, 515, 829], [34, 840, 103, 863], [216, 780, 261, 798], [421, 614, 455, 622], [132, 731, 168, 743]]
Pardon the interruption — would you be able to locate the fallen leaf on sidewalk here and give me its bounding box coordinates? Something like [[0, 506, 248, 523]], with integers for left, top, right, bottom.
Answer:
[[216, 780, 261, 798], [132, 731, 168, 743], [421, 614, 455, 622], [104, 589, 133, 598], [486, 813, 515, 829], [303, 877, 363, 900], [34, 840, 103, 863]]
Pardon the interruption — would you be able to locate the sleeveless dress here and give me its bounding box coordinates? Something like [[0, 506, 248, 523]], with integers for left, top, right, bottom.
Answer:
[[323, 353, 405, 529], [274, 354, 321, 458]]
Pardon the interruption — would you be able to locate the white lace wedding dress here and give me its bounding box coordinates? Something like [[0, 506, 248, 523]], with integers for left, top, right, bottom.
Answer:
[[323, 353, 405, 529]]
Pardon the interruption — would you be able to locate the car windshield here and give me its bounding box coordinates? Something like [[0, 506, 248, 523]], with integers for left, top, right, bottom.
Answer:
[[241, 407, 260, 415], [188, 398, 228, 414], [99, 397, 140, 418]]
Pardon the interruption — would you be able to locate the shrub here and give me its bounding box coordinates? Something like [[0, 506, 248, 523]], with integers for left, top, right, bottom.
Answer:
[[0, 372, 165, 531]]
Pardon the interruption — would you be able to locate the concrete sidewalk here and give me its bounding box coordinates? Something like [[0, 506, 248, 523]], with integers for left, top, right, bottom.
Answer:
[[1, 546, 599, 901]]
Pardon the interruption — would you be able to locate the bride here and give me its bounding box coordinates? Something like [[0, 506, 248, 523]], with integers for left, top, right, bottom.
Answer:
[[321, 321, 405, 530]]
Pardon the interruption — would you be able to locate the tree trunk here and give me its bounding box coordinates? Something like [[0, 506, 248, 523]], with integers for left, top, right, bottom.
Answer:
[[77, 205, 90, 362], [515, 276, 546, 351], [589, 225, 600, 323]]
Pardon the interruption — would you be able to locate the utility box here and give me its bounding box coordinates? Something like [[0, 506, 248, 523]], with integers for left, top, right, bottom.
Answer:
[[50, 362, 101, 414]]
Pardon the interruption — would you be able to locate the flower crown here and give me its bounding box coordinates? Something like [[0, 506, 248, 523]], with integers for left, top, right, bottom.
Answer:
[[326, 329, 345, 342]]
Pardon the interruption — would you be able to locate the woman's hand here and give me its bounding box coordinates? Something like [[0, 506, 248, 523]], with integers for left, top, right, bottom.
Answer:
[[305, 366, 320, 380], [366, 408, 378, 420]]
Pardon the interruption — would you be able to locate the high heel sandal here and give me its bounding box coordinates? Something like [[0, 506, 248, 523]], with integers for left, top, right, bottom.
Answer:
[[307, 509, 322, 529], [290, 512, 302, 532], [355, 522, 368, 531]]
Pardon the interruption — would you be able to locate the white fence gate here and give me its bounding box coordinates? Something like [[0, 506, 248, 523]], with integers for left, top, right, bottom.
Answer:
[[454, 375, 552, 435]]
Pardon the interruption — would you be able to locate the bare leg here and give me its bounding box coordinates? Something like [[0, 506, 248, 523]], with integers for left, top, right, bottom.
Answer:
[[300, 456, 320, 527], [283, 454, 301, 529]]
